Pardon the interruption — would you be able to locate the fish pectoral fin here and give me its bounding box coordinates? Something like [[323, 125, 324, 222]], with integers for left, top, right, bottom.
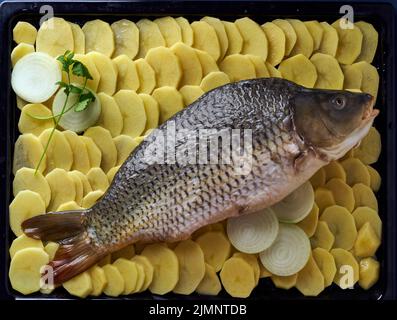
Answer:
[[293, 148, 318, 172]]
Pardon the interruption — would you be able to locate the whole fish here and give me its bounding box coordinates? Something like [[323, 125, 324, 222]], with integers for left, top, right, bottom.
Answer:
[[22, 78, 378, 284]]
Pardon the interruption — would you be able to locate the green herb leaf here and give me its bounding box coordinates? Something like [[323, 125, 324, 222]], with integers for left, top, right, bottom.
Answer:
[[69, 84, 83, 94], [74, 98, 91, 112], [72, 61, 93, 80], [80, 91, 96, 103]]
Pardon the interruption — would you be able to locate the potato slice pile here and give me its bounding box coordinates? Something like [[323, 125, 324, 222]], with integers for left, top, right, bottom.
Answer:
[[10, 16, 381, 298]]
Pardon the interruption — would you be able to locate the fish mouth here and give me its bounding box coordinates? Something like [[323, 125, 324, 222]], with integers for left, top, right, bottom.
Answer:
[[362, 95, 379, 122]]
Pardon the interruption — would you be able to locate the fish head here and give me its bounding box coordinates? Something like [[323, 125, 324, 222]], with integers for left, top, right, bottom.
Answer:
[[292, 89, 379, 160]]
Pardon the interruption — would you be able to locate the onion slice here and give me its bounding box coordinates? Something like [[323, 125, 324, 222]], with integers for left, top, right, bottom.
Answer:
[[259, 223, 311, 276], [227, 208, 279, 254], [271, 181, 314, 223], [11, 52, 61, 103]]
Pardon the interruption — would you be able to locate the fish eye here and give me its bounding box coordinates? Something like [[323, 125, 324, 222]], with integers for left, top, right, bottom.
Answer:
[[333, 96, 346, 110]]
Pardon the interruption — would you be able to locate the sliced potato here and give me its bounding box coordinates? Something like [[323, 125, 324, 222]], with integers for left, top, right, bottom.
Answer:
[[87, 167, 109, 192], [87, 51, 118, 95], [57, 200, 82, 212], [138, 93, 159, 133], [196, 231, 231, 272], [247, 55, 270, 78], [130, 255, 154, 292], [107, 165, 120, 183], [69, 22, 85, 54], [310, 53, 344, 90], [310, 221, 335, 251], [102, 264, 125, 297], [219, 54, 256, 82], [320, 205, 357, 250], [352, 206, 382, 238], [136, 19, 165, 59], [266, 62, 282, 78], [80, 136, 102, 168], [314, 187, 336, 214], [82, 19, 114, 57], [84, 126, 117, 172], [13, 21, 37, 45], [271, 274, 297, 290], [13, 167, 51, 208], [201, 17, 228, 60], [222, 21, 243, 55], [63, 271, 93, 298], [36, 17, 74, 57], [367, 165, 381, 192], [113, 258, 138, 295], [13, 133, 46, 174], [71, 169, 92, 196], [310, 168, 326, 189], [331, 248, 359, 289], [152, 86, 184, 123], [39, 128, 73, 173], [46, 168, 76, 212], [359, 257, 380, 290], [352, 183, 378, 212], [44, 241, 59, 261], [81, 190, 104, 209], [141, 243, 179, 295], [191, 21, 221, 61], [171, 42, 202, 86], [113, 135, 138, 166], [179, 85, 205, 106], [63, 130, 91, 174], [312, 248, 336, 287], [173, 240, 206, 295], [355, 21, 378, 63], [113, 90, 147, 138], [325, 178, 355, 212], [11, 43, 34, 67], [332, 19, 363, 65], [354, 222, 380, 258], [259, 264, 272, 278], [196, 263, 222, 296], [353, 127, 381, 165], [146, 46, 182, 88], [135, 58, 156, 94], [342, 63, 363, 90], [89, 265, 107, 296], [272, 19, 297, 56], [175, 17, 193, 46], [113, 54, 140, 92], [341, 158, 371, 187], [9, 234, 43, 259], [235, 17, 268, 60], [318, 22, 339, 57], [295, 255, 325, 296], [68, 171, 84, 205], [154, 16, 182, 47], [278, 54, 317, 88], [9, 247, 49, 295], [262, 22, 285, 66], [287, 19, 313, 58], [97, 93, 123, 137], [200, 71, 230, 92], [304, 21, 323, 51], [68, 53, 100, 92], [111, 19, 139, 59], [324, 161, 346, 182], [297, 203, 319, 237], [233, 252, 260, 285]]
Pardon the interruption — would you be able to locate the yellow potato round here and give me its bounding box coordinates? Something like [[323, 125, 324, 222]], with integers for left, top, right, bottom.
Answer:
[[222, 21, 243, 55], [175, 17, 193, 46], [173, 240, 206, 295], [111, 19, 139, 59], [9, 247, 49, 295], [113, 258, 138, 295], [152, 86, 184, 123], [201, 17, 229, 60], [136, 19, 166, 59], [304, 21, 324, 51], [359, 257, 380, 290], [354, 222, 380, 258], [297, 203, 319, 237], [71, 169, 92, 196], [233, 252, 260, 285], [141, 243, 179, 295], [179, 85, 205, 106], [57, 200, 82, 212], [314, 187, 336, 214], [295, 255, 324, 296], [367, 165, 381, 192], [135, 58, 156, 94], [63, 130, 91, 174], [84, 126, 117, 173], [154, 16, 182, 47], [272, 19, 297, 56], [310, 53, 344, 90], [9, 234, 43, 259], [87, 167, 109, 192], [89, 265, 107, 296], [171, 42, 202, 86], [357, 62, 380, 101], [36, 17, 73, 57], [332, 18, 363, 65], [131, 255, 154, 292], [310, 168, 326, 189], [68, 54, 100, 92], [200, 71, 230, 92], [195, 49, 219, 76], [113, 135, 138, 166], [191, 21, 221, 61], [82, 19, 114, 57], [219, 54, 256, 82], [247, 55, 270, 78], [355, 21, 378, 63], [342, 63, 362, 90], [82, 190, 104, 209], [287, 19, 313, 58], [262, 22, 285, 66], [235, 17, 268, 60], [196, 263, 221, 296], [63, 271, 93, 298], [196, 231, 231, 272], [44, 242, 59, 260], [102, 264, 125, 297], [11, 43, 34, 67], [88, 51, 118, 95], [13, 167, 51, 208], [341, 158, 371, 187], [80, 136, 102, 168], [97, 93, 123, 137], [352, 183, 378, 212], [113, 54, 140, 92], [220, 256, 256, 298], [312, 248, 336, 287], [271, 274, 297, 290], [310, 221, 335, 251], [324, 161, 346, 182], [107, 165, 120, 183], [13, 21, 37, 45], [354, 127, 381, 165], [318, 22, 339, 57], [65, 170, 84, 200], [331, 248, 359, 289], [326, 178, 355, 212], [46, 168, 76, 212], [138, 93, 159, 133], [259, 264, 272, 278], [352, 206, 382, 238], [146, 46, 182, 88], [69, 22, 85, 54], [13, 133, 46, 174], [278, 54, 317, 88]]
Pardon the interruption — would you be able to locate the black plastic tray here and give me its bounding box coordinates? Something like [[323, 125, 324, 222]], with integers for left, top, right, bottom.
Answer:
[[0, 0, 395, 300]]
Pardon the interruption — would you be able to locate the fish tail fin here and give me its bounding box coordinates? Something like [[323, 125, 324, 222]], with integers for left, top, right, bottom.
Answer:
[[22, 211, 105, 285]]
